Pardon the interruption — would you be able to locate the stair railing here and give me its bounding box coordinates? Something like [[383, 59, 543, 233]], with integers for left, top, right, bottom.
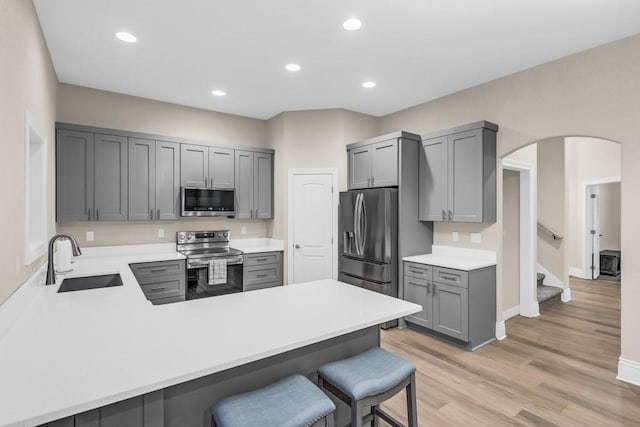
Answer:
[[537, 222, 563, 240]]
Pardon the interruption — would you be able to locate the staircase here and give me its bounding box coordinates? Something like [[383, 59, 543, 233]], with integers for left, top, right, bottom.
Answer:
[[537, 273, 562, 310]]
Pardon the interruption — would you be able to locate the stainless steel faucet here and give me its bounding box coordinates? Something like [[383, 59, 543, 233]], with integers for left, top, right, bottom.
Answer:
[[45, 234, 82, 285]]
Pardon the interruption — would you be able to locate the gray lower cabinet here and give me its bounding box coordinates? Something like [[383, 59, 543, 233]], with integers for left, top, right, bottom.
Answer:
[[129, 138, 180, 220], [235, 151, 273, 219], [347, 138, 399, 189], [56, 129, 128, 222], [180, 143, 235, 189], [419, 121, 497, 223], [130, 260, 186, 305], [403, 261, 495, 350], [243, 251, 283, 291]]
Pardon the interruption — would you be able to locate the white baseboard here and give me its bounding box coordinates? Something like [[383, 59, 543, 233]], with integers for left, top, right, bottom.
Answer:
[[503, 305, 520, 320], [537, 264, 564, 288], [569, 267, 588, 279], [495, 321, 506, 340], [617, 358, 640, 386], [561, 288, 572, 302]]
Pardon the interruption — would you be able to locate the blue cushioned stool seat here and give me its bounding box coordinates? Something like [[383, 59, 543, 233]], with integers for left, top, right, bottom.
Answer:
[[210, 374, 336, 427], [318, 347, 415, 400], [318, 347, 418, 427]]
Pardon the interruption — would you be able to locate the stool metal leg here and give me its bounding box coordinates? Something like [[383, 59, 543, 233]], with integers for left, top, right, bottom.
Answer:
[[370, 405, 379, 427], [406, 373, 417, 427]]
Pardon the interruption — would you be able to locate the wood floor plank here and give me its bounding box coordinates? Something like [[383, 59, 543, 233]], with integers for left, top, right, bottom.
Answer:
[[378, 277, 640, 426]]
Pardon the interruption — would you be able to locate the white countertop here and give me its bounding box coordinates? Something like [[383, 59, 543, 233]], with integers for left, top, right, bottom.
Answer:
[[0, 244, 418, 427], [230, 237, 284, 254], [403, 245, 497, 271]]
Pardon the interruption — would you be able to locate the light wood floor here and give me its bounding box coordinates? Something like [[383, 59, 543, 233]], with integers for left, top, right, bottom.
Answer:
[[379, 277, 640, 426]]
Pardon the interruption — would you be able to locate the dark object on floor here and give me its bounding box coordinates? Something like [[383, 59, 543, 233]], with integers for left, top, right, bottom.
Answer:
[[600, 250, 621, 277]]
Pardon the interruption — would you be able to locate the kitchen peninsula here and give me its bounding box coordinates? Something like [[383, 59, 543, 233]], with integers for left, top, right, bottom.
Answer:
[[0, 245, 419, 427]]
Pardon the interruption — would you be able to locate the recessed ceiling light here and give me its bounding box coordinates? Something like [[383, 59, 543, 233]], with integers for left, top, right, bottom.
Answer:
[[115, 32, 137, 43], [285, 63, 301, 72], [362, 81, 376, 89], [343, 18, 362, 31], [211, 90, 226, 97]]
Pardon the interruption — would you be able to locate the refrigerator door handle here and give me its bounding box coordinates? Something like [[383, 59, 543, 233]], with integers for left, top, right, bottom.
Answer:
[[360, 193, 367, 253], [353, 193, 361, 255]]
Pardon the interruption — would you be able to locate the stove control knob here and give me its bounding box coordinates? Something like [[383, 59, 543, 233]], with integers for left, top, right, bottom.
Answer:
[[178, 232, 186, 241], [217, 233, 222, 238], [223, 232, 228, 238], [186, 233, 194, 240]]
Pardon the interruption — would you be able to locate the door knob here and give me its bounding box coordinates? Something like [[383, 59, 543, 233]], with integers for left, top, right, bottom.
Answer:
[[295, 244, 301, 249]]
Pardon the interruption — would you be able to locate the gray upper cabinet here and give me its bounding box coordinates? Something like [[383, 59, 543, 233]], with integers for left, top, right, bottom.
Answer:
[[180, 144, 208, 188], [347, 138, 398, 189], [209, 147, 235, 189], [94, 134, 128, 221], [129, 139, 180, 221], [419, 121, 497, 223], [181, 144, 235, 190], [56, 130, 94, 222], [235, 150, 273, 219]]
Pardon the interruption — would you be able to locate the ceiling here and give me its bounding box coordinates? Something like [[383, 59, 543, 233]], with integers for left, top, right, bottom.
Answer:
[[33, 0, 640, 120]]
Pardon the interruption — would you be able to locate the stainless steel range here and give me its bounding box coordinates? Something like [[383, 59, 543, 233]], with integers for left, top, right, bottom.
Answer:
[[176, 230, 244, 299]]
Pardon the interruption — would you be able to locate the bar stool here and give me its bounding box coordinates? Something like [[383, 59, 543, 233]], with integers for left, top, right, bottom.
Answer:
[[210, 374, 336, 427], [318, 348, 417, 427]]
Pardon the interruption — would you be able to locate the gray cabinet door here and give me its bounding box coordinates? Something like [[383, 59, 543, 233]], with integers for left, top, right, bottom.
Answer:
[[254, 152, 273, 219], [234, 150, 254, 219], [347, 145, 371, 189], [156, 141, 181, 220], [180, 144, 208, 188], [209, 147, 235, 189], [371, 139, 398, 187], [404, 276, 432, 328], [419, 136, 448, 221], [128, 138, 155, 221], [56, 129, 94, 222], [432, 282, 468, 341], [94, 133, 128, 221], [449, 129, 483, 222]]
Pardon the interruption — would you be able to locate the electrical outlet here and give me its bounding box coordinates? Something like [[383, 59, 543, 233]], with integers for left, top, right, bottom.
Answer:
[[470, 233, 482, 244], [241, 226, 247, 235], [452, 231, 459, 242], [86, 231, 94, 241], [158, 229, 165, 238]]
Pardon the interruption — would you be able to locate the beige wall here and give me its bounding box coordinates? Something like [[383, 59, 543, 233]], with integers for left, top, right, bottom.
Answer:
[[0, 0, 58, 304], [378, 33, 640, 363], [599, 182, 621, 252], [55, 84, 272, 245], [537, 138, 566, 284], [502, 170, 520, 310], [566, 137, 621, 270], [266, 109, 379, 282]]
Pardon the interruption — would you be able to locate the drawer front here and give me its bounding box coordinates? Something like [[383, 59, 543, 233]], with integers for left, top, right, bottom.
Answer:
[[244, 263, 283, 287], [138, 274, 185, 300], [151, 295, 185, 305], [244, 281, 282, 292], [433, 266, 468, 289], [404, 262, 432, 280], [244, 252, 283, 266], [130, 260, 185, 279]]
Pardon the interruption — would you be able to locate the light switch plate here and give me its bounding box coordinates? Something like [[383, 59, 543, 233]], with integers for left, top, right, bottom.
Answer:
[[470, 233, 482, 244], [86, 231, 94, 241], [158, 229, 165, 238], [452, 231, 459, 242], [241, 226, 247, 235]]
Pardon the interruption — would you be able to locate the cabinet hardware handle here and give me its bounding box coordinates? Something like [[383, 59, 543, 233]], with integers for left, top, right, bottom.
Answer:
[[150, 268, 168, 273], [448, 210, 452, 221], [150, 209, 153, 220], [256, 258, 268, 262], [150, 287, 166, 292], [157, 209, 160, 220], [371, 176, 374, 186], [256, 274, 267, 278], [367, 177, 371, 187], [204, 177, 208, 188], [96, 209, 99, 221], [442, 210, 446, 221], [88, 208, 91, 221], [440, 274, 457, 281], [427, 282, 431, 293]]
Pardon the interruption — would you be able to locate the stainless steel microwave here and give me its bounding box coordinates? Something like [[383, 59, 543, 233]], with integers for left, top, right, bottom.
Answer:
[[181, 187, 235, 217]]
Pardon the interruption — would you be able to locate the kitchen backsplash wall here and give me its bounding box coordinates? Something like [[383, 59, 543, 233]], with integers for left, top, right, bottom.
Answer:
[[57, 219, 270, 247]]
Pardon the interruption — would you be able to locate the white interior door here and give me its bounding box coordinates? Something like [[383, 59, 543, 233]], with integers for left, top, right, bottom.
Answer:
[[290, 172, 335, 283], [588, 188, 601, 279]]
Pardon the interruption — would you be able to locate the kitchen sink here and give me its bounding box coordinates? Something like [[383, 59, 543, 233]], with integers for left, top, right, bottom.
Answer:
[[57, 274, 123, 293]]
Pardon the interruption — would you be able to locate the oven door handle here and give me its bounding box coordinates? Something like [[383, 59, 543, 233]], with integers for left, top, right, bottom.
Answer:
[[187, 256, 244, 268]]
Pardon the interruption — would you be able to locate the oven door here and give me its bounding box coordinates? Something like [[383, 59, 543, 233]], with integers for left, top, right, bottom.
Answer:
[[185, 256, 244, 300], [181, 187, 235, 217]]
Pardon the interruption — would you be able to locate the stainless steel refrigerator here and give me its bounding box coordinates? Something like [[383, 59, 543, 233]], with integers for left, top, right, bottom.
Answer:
[[339, 188, 398, 327]]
